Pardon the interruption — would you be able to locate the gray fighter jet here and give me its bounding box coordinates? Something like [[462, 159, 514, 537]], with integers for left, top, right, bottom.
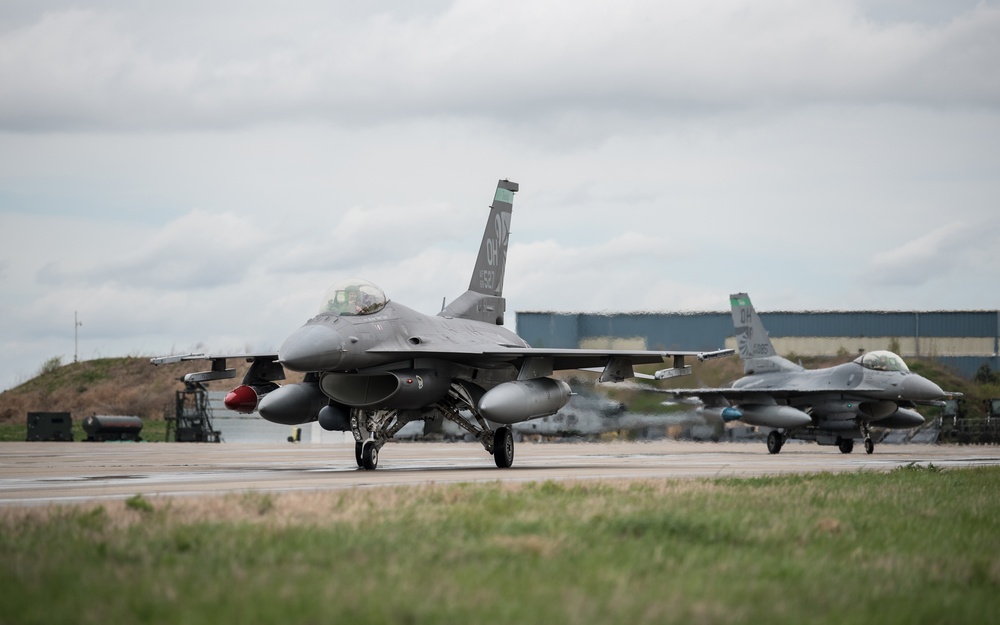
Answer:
[[153, 180, 730, 470], [665, 293, 958, 455]]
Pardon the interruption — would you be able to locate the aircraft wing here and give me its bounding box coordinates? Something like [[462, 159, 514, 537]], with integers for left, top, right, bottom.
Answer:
[[365, 346, 731, 382], [153, 347, 733, 384], [150, 352, 281, 384], [667, 388, 789, 402], [150, 352, 278, 365], [668, 385, 963, 402], [482, 347, 733, 382]]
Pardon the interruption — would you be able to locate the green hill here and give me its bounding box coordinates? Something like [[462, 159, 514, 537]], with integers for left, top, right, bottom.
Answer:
[[0, 356, 273, 426]]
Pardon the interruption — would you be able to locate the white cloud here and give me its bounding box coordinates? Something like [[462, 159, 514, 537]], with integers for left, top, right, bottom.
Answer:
[[864, 222, 968, 286], [863, 217, 1000, 290]]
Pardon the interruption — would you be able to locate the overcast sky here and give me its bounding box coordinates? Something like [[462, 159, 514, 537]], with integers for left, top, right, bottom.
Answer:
[[1, 0, 998, 391]]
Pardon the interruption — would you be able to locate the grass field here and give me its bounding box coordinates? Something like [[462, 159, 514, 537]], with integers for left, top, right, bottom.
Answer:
[[2, 466, 999, 625], [0, 419, 170, 442]]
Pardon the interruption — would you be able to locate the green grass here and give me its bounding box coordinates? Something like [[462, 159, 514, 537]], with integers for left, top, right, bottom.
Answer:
[[2, 466, 999, 624], [0, 419, 169, 442]]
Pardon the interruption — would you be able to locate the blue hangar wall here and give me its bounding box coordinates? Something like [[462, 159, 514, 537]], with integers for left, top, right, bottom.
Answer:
[[515, 310, 1000, 379]]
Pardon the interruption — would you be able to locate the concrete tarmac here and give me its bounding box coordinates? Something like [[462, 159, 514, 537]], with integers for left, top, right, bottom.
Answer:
[[2, 440, 999, 507]]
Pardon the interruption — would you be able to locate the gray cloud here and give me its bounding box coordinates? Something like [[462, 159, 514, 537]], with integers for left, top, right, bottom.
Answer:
[[1, 2, 997, 133], [35, 209, 269, 289]]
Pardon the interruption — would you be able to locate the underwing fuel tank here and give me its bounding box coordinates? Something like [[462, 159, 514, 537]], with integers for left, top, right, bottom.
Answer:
[[478, 377, 572, 424], [738, 404, 812, 428], [871, 407, 925, 429], [257, 382, 327, 426], [811, 400, 897, 420]]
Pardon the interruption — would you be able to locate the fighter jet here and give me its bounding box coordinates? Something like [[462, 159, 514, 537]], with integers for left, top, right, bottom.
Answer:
[[664, 293, 958, 455], [153, 180, 730, 470]]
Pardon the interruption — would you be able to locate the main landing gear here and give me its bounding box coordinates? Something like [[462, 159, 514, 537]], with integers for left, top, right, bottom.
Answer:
[[493, 427, 514, 468], [766, 430, 785, 454], [352, 423, 516, 471], [769, 425, 877, 456], [860, 421, 875, 455], [835, 436, 874, 454], [355, 440, 379, 470], [837, 437, 854, 454], [348, 386, 520, 471], [832, 421, 879, 456]]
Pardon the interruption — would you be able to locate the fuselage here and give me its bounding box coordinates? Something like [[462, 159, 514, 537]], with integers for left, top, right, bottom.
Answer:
[[732, 361, 944, 401], [731, 359, 944, 427], [278, 299, 530, 374]]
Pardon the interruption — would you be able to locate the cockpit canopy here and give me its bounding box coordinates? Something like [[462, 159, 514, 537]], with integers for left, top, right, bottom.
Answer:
[[320, 278, 387, 316], [854, 350, 910, 373]]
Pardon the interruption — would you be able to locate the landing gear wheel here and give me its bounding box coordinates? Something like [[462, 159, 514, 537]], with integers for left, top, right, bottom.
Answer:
[[360, 440, 379, 470], [864, 438, 875, 455], [355, 441, 364, 468], [837, 437, 854, 454], [493, 427, 514, 468], [766, 430, 784, 454]]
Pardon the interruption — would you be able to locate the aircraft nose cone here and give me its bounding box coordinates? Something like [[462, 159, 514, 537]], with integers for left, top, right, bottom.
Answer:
[[900, 375, 945, 401], [278, 324, 345, 372]]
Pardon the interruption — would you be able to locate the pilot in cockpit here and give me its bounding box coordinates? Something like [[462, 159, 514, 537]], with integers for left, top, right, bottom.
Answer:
[[346, 287, 363, 313], [320, 279, 387, 317]]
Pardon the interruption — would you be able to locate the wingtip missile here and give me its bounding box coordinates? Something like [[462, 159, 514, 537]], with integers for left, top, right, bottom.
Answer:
[[697, 348, 735, 362]]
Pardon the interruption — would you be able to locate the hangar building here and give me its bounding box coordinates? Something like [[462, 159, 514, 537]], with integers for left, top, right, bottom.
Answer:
[[515, 309, 1000, 379]]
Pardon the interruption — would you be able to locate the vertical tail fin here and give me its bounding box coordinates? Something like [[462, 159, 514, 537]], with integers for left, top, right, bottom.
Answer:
[[470, 179, 517, 296], [441, 179, 518, 325], [730, 293, 800, 374]]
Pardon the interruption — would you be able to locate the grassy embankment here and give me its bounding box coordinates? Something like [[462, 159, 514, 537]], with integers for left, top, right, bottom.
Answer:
[[0, 357, 300, 441], [2, 465, 998, 624]]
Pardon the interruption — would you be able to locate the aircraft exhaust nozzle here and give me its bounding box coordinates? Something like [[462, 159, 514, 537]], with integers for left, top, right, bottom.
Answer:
[[738, 404, 812, 429], [478, 377, 571, 424], [258, 382, 327, 426]]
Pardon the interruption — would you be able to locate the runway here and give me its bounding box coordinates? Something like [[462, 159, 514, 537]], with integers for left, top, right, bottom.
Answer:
[[2, 440, 999, 507]]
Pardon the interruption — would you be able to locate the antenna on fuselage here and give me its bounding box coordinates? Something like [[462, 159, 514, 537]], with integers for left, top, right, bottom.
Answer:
[[441, 296, 446, 312]]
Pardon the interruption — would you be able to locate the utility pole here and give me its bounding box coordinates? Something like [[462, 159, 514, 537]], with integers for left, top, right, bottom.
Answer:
[[74, 311, 82, 363]]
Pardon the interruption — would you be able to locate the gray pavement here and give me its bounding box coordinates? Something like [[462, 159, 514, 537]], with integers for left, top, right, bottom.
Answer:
[[2, 440, 999, 507]]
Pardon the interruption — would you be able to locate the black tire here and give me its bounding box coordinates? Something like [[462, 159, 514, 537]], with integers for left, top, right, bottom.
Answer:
[[864, 438, 874, 455], [837, 438, 854, 454], [766, 430, 784, 454], [355, 441, 364, 467], [361, 440, 379, 470], [493, 427, 514, 468]]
